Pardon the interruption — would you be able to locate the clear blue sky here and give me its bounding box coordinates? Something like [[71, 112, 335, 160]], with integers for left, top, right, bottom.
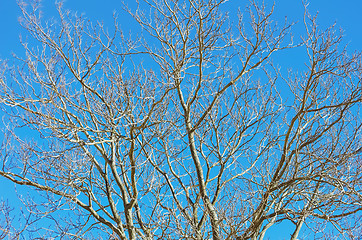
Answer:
[[0, 0, 361, 239], [0, 0, 362, 59]]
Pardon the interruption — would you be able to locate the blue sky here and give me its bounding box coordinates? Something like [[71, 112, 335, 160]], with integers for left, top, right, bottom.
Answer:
[[0, 0, 362, 59], [0, 0, 361, 239]]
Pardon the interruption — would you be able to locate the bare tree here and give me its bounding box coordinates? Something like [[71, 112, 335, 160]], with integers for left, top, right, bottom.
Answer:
[[0, 0, 361, 239]]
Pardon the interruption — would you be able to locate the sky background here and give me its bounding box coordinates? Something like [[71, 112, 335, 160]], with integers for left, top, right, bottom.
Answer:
[[1, 0, 362, 59], [0, 0, 361, 239]]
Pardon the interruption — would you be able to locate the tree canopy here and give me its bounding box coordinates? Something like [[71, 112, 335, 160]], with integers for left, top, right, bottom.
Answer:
[[0, 0, 361, 239]]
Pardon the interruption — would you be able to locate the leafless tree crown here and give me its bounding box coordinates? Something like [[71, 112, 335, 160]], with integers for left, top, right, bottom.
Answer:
[[0, 0, 361, 239]]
